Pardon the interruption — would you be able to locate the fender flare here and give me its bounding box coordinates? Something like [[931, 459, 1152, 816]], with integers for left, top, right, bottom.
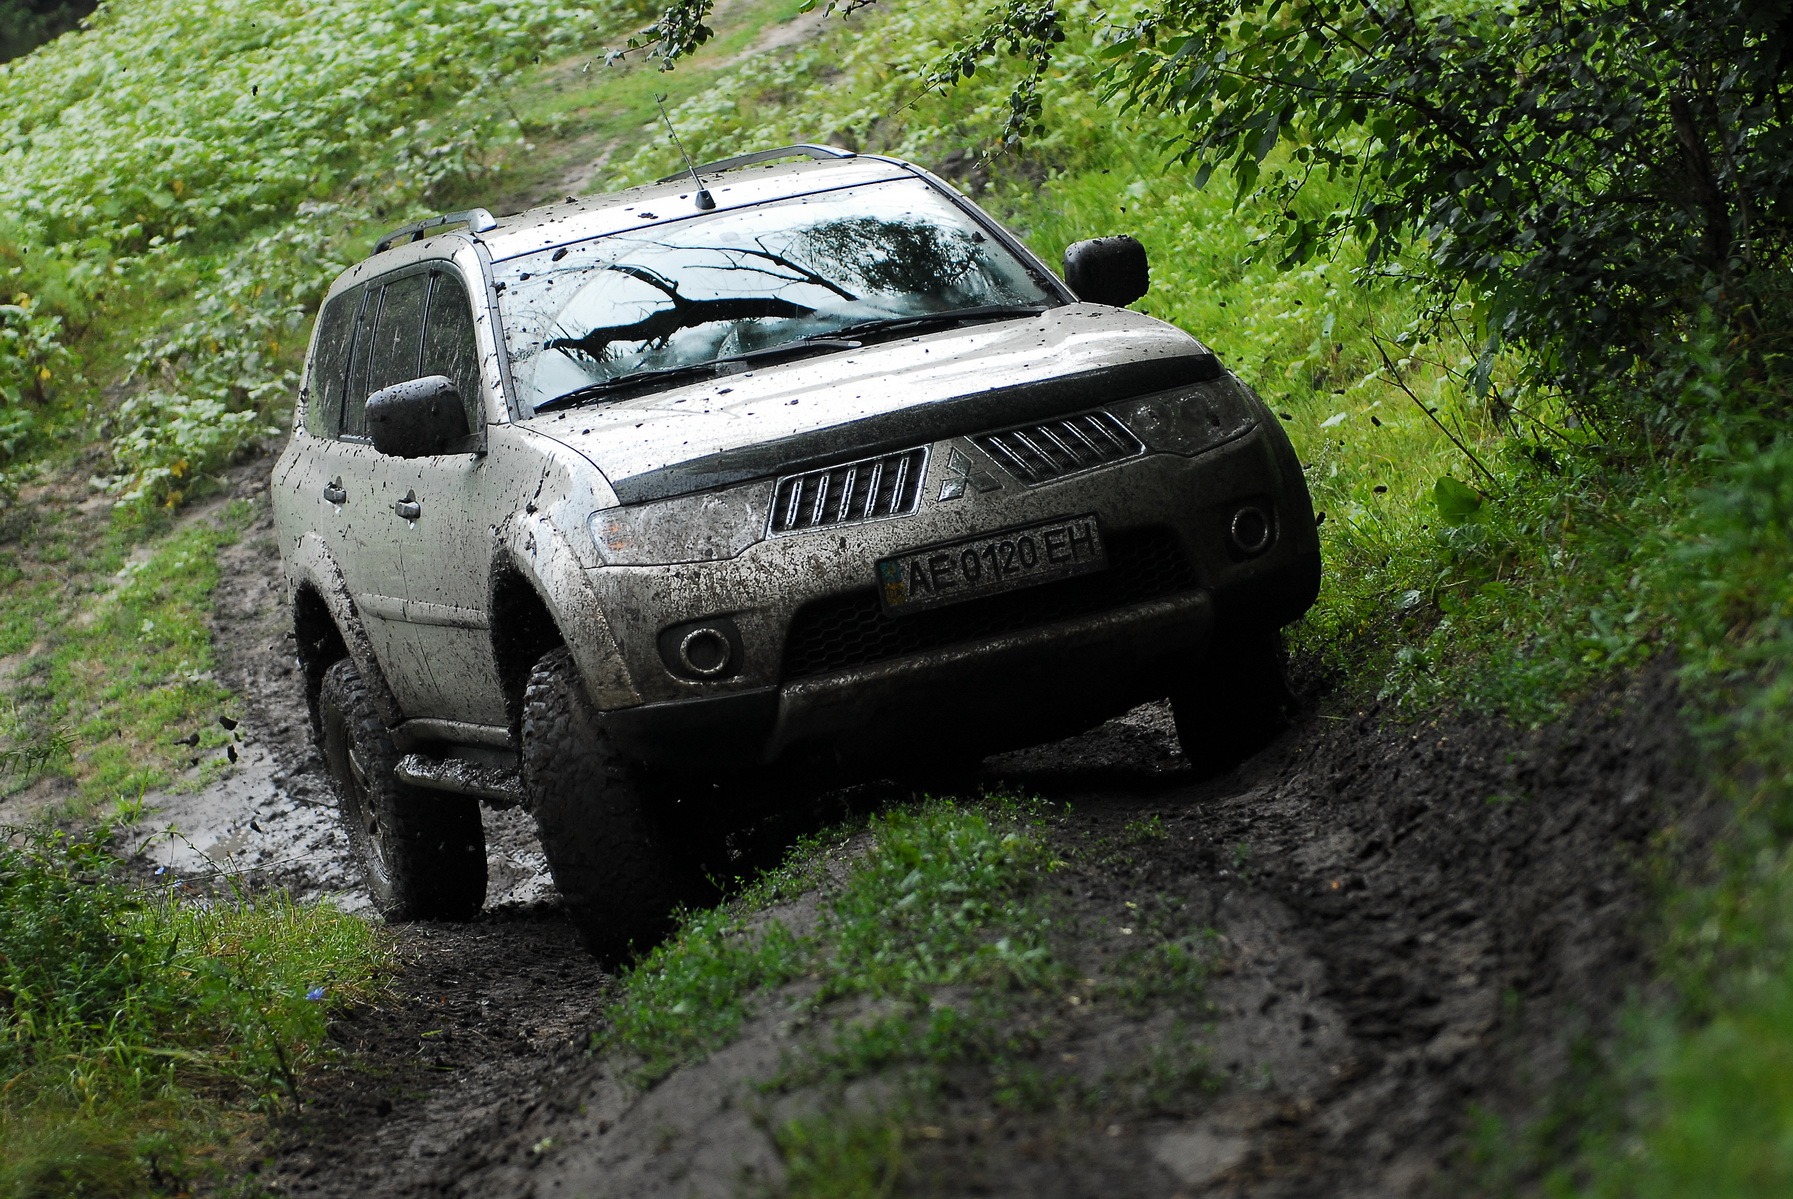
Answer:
[[285, 532, 406, 729], [490, 512, 640, 711]]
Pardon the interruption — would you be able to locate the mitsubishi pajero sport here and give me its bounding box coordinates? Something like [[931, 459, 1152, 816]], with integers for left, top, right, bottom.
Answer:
[[271, 145, 1320, 957]]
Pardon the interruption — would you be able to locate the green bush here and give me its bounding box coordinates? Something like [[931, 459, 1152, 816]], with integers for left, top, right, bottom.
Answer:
[[645, 0, 1793, 440], [0, 822, 393, 1196]]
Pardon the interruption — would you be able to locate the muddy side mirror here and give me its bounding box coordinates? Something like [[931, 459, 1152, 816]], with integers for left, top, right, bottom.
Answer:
[[366, 375, 469, 458], [1063, 236, 1149, 308]]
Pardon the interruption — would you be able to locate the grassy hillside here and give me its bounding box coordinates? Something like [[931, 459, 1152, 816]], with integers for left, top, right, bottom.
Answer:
[[0, 0, 1790, 1194]]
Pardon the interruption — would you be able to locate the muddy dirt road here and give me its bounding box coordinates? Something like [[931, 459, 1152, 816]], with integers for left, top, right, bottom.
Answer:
[[146, 483, 1704, 1197]]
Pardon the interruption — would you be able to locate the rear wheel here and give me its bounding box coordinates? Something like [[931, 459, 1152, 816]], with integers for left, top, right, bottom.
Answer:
[[317, 658, 486, 919], [1170, 629, 1292, 779], [520, 646, 707, 961]]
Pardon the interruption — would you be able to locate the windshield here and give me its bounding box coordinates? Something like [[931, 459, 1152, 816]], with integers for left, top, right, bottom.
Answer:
[[492, 178, 1060, 410]]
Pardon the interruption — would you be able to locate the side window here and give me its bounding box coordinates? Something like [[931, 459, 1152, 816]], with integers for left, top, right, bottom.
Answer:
[[366, 272, 430, 395], [303, 287, 362, 439], [342, 287, 378, 438], [421, 272, 484, 433], [343, 273, 430, 438]]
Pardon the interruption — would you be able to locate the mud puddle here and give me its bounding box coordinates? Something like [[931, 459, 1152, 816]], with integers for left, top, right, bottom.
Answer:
[[127, 479, 551, 911], [150, 469, 1707, 1197]]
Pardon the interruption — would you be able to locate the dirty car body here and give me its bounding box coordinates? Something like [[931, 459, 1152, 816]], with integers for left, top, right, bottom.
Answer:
[[271, 147, 1320, 948]]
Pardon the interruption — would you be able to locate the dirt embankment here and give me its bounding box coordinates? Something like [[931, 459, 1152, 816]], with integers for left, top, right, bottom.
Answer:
[[155, 466, 1705, 1198]]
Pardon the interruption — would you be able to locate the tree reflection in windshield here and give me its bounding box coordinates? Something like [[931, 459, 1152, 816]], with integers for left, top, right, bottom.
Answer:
[[493, 179, 1058, 410]]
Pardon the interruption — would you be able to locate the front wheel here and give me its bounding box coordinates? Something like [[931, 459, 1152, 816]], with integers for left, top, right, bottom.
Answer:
[[521, 647, 707, 961], [1170, 629, 1292, 779], [317, 658, 486, 919]]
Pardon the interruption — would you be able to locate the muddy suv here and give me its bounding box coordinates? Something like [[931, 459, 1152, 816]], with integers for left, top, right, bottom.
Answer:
[[272, 145, 1320, 954]]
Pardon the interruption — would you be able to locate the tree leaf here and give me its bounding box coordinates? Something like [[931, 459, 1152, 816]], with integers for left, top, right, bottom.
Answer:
[[1432, 476, 1485, 525]]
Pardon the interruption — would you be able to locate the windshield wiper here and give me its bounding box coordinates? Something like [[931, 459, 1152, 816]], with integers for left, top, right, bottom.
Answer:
[[533, 338, 861, 413], [823, 303, 1049, 342], [531, 304, 1047, 415]]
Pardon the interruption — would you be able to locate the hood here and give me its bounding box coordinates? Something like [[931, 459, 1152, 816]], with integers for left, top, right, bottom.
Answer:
[[521, 304, 1220, 505]]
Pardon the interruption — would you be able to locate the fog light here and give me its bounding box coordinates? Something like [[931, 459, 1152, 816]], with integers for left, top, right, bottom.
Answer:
[[1229, 505, 1273, 556], [658, 616, 744, 681], [679, 627, 733, 677]]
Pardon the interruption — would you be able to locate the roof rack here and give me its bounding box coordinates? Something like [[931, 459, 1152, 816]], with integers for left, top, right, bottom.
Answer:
[[373, 208, 498, 254], [656, 144, 856, 185]]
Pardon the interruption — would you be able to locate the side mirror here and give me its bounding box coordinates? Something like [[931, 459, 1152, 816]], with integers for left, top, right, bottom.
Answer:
[[1063, 236, 1149, 308], [366, 375, 469, 458]]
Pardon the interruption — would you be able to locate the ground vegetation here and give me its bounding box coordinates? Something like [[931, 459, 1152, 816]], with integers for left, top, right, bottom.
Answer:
[[0, 811, 392, 1197]]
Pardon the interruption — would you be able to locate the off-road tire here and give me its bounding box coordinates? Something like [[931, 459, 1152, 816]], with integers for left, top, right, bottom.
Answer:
[[1170, 628, 1292, 779], [521, 646, 703, 961], [317, 658, 487, 920]]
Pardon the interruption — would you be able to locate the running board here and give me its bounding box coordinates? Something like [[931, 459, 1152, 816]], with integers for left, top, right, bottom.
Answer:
[[395, 753, 526, 808]]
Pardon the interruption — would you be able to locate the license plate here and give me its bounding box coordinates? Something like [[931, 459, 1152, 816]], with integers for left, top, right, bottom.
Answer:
[[876, 514, 1107, 614]]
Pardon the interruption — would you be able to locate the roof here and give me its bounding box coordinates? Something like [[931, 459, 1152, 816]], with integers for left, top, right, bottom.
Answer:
[[479, 154, 917, 262], [355, 150, 921, 277]]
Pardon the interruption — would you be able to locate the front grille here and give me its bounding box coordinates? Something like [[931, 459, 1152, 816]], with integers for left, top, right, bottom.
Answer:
[[770, 447, 928, 534], [781, 527, 1199, 680], [974, 411, 1144, 485]]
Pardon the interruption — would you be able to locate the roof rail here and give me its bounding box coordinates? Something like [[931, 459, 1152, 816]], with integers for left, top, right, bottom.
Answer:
[[656, 144, 856, 185], [373, 208, 498, 254]]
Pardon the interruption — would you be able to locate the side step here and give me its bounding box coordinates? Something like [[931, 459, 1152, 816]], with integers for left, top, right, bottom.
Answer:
[[395, 753, 526, 808]]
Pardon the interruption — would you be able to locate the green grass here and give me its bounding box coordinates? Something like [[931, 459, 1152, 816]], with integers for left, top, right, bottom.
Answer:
[[46, 504, 248, 801], [601, 796, 1230, 1194], [462, 0, 812, 211], [602, 798, 1060, 1087], [770, 1106, 909, 1199], [1, 500, 252, 806], [0, 820, 395, 1198]]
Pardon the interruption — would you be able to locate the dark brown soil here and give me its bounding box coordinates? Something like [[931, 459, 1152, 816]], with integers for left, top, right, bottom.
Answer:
[[235, 655, 1701, 1197]]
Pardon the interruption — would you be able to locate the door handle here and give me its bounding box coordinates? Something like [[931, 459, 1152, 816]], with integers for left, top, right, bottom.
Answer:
[[391, 490, 421, 521], [322, 478, 347, 505]]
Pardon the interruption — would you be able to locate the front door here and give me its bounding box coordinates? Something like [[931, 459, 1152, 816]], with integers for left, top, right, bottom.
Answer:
[[337, 265, 507, 730]]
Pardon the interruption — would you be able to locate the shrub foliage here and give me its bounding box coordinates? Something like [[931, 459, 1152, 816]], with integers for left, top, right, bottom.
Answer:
[[642, 0, 1793, 434], [0, 822, 393, 1194]]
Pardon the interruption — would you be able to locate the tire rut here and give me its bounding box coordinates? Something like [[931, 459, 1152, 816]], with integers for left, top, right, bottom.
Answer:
[[259, 670, 1701, 1198]]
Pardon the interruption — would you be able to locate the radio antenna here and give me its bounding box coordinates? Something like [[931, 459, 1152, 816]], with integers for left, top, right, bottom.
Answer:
[[656, 95, 716, 211]]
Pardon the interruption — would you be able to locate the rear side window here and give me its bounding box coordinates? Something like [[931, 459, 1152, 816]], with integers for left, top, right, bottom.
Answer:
[[343, 271, 429, 438], [366, 273, 430, 394], [303, 287, 362, 438], [421, 271, 483, 434]]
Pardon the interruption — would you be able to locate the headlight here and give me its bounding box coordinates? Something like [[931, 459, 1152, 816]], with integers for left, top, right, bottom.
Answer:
[[1112, 375, 1261, 456], [589, 482, 772, 566]]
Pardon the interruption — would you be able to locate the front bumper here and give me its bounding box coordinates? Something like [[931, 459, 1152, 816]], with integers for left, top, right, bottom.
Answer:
[[591, 422, 1314, 686], [606, 589, 1215, 772], [584, 416, 1320, 774]]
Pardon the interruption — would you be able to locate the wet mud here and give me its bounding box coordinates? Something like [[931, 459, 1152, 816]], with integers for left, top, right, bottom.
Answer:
[[152, 471, 1705, 1197]]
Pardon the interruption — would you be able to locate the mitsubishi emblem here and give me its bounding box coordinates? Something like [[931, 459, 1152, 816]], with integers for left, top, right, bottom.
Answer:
[[937, 443, 1001, 501]]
